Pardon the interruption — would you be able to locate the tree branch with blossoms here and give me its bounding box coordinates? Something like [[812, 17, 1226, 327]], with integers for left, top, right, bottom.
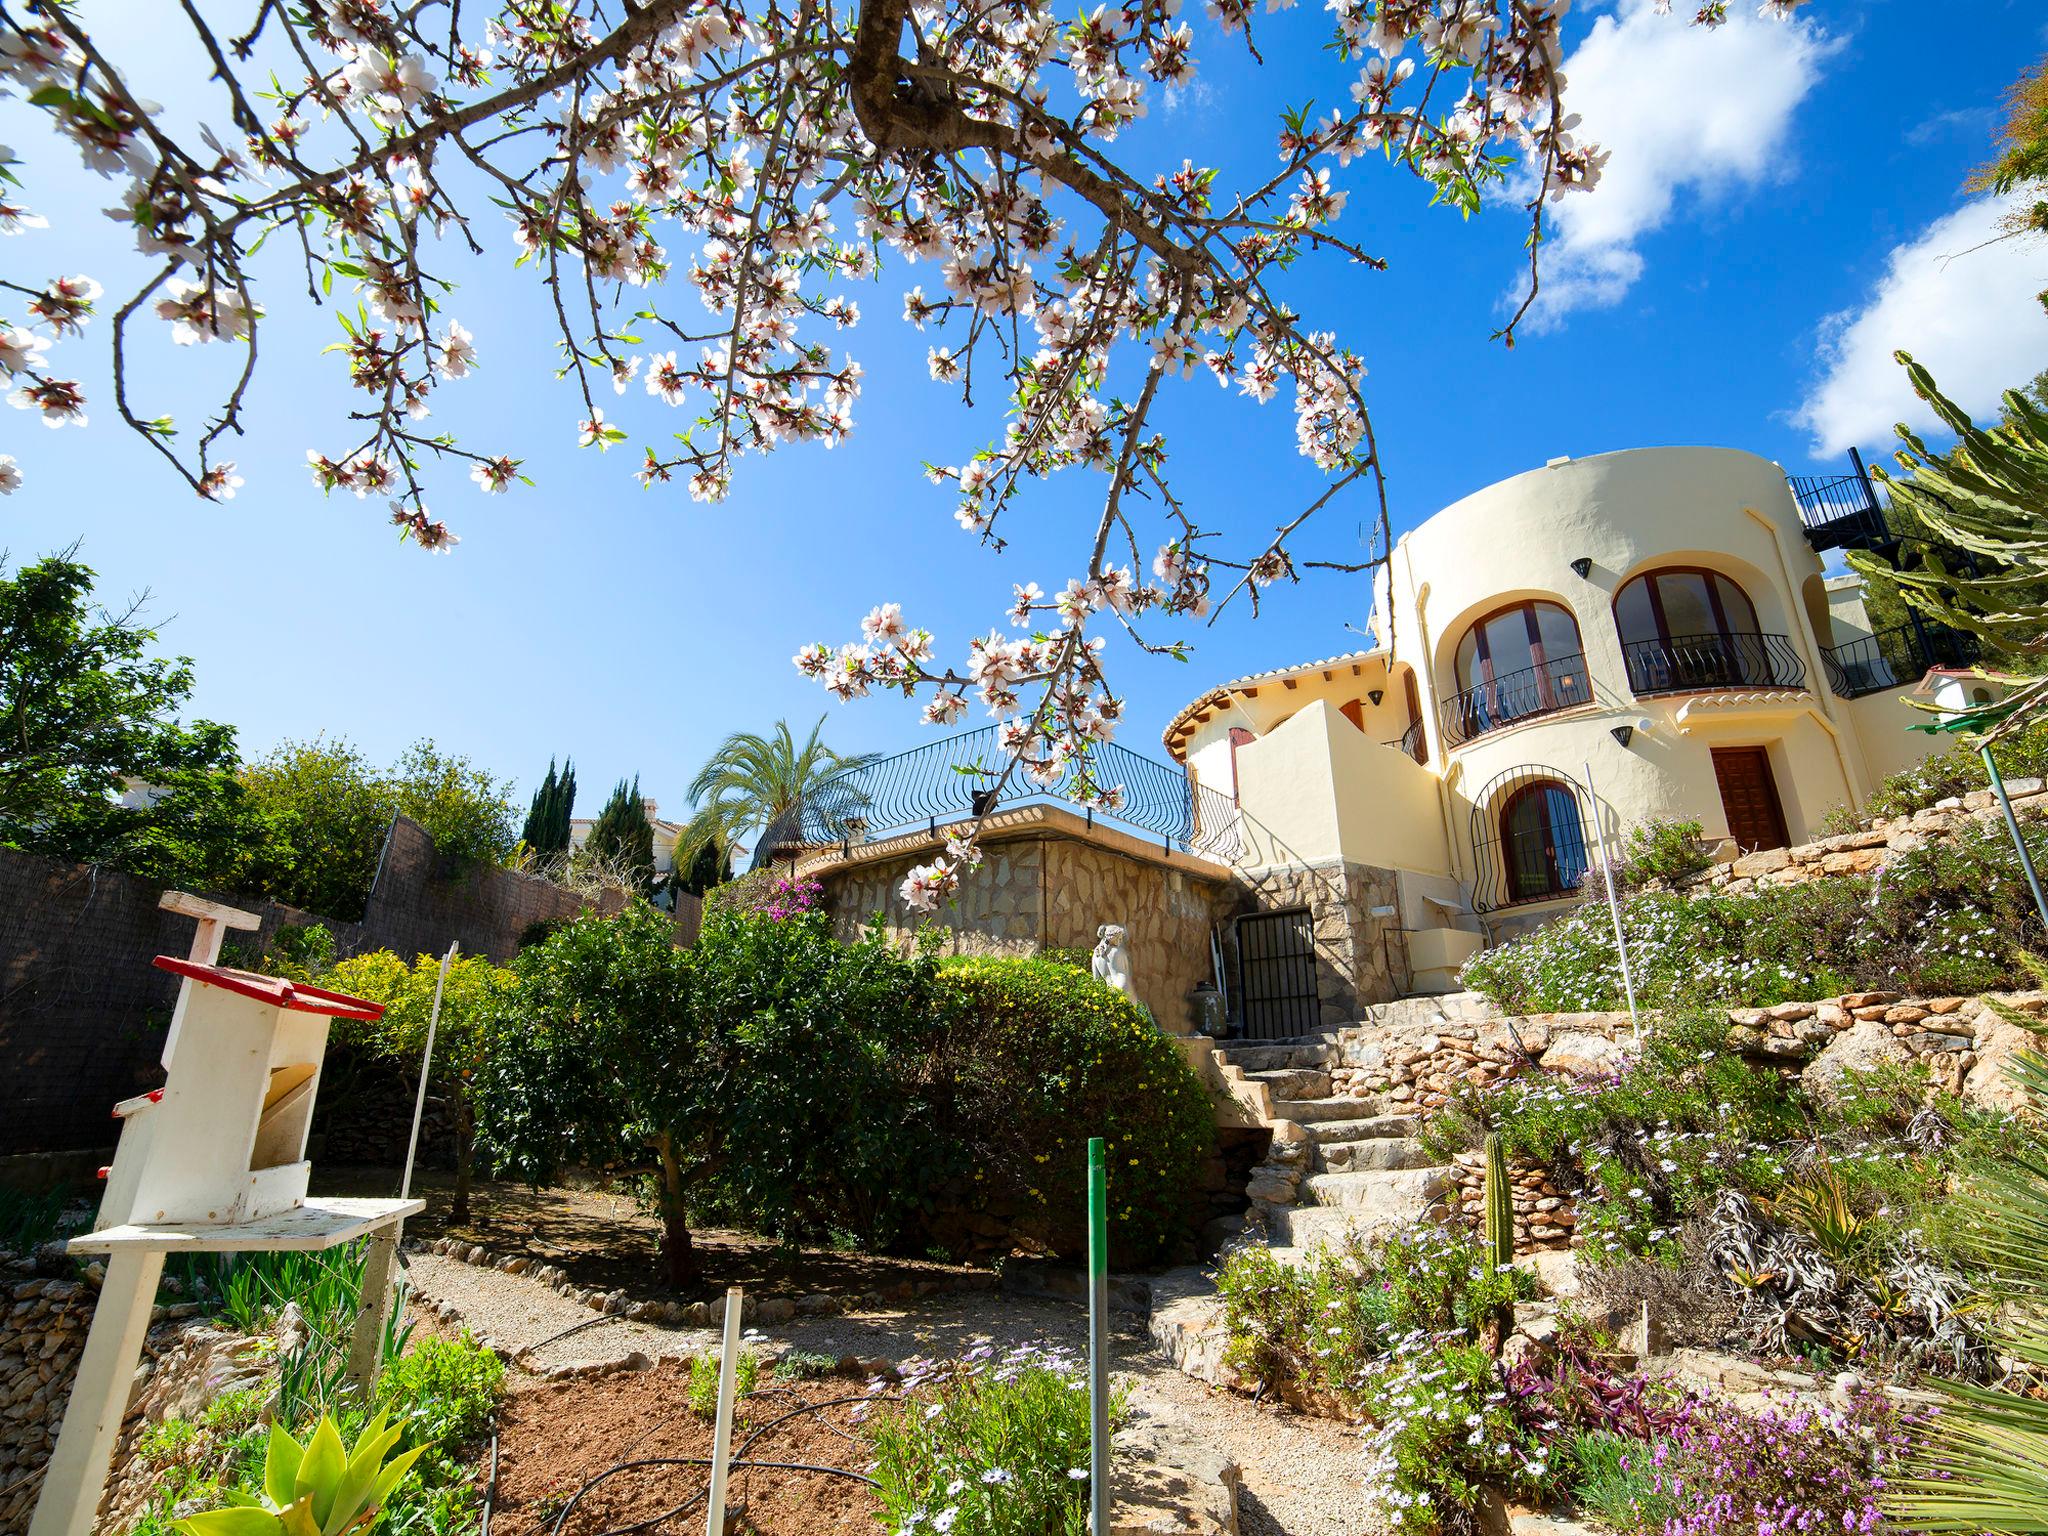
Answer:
[[0, 0, 1809, 903]]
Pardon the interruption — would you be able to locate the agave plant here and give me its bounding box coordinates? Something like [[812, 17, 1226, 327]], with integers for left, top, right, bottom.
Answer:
[[174, 1412, 427, 1536], [1886, 1050, 2048, 1532]]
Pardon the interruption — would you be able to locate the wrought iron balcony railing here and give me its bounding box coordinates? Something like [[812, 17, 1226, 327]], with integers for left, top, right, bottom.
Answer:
[[1381, 719, 1427, 765], [1621, 631, 1807, 697], [1788, 451, 1891, 553], [751, 723, 1244, 867], [1439, 652, 1594, 748], [1820, 622, 1981, 700]]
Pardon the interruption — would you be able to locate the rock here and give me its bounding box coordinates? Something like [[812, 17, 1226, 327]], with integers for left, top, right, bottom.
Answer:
[[755, 1298, 797, 1326], [1961, 1012, 2047, 1115], [1539, 1032, 1629, 1078], [1242, 1170, 1299, 1204], [1800, 1019, 1910, 1108], [1730, 846, 1791, 878], [1147, 1269, 1241, 1391], [1113, 1398, 1242, 1535], [1514, 1249, 1580, 1298]]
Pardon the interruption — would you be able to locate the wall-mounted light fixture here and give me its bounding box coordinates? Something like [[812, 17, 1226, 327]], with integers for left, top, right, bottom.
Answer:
[[1367, 688, 1385, 707], [1611, 725, 1634, 747], [1570, 557, 1594, 579]]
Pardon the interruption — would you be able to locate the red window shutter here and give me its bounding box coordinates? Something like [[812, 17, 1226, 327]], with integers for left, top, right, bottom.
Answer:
[[1338, 699, 1364, 730], [1227, 726, 1254, 802]]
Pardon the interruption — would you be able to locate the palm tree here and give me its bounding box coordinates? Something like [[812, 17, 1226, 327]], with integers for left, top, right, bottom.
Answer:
[[1886, 1042, 2048, 1531], [681, 717, 879, 872]]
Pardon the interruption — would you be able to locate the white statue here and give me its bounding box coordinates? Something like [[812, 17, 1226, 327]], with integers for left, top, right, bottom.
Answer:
[[1091, 923, 1135, 999]]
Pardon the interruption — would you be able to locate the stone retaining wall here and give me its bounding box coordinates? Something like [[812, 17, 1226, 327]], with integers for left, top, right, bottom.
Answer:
[[1671, 777, 2048, 897]]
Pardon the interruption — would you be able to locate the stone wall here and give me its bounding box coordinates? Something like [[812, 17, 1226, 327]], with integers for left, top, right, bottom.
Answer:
[[1674, 777, 2048, 896], [817, 813, 1242, 1033], [1328, 987, 2048, 1255], [0, 814, 680, 1158], [1227, 859, 1408, 1029]]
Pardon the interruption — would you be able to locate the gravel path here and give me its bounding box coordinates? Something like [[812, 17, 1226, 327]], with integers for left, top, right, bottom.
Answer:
[[404, 1253, 1374, 1535]]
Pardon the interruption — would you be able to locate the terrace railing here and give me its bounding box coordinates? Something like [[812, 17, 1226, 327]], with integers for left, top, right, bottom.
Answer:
[[1788, 450, 1891, 553], [1439, 652, 1594, 748], [1621, 631, 1806, 697], [1382, 719, 1428, 765], [1820, 622, 1981, 699], [752, 723, 1245, 867]]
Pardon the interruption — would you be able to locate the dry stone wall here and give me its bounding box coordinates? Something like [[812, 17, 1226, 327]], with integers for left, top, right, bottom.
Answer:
[[819, 827, 1241, 1033], [1326, 988, 2048, 1255], [1672, 778, 2048, 896]]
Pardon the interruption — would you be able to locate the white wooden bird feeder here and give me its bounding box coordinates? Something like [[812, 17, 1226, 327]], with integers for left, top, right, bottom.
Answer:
[[28, 892, 421, 1536]]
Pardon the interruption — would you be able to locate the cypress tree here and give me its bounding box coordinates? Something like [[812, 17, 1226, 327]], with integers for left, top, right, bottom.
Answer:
[[522, 756, 577, 856], [588, 774, 655, 889]]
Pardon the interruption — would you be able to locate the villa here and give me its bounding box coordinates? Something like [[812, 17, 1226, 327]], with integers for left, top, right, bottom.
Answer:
[[801, 445, 1976, 1039]]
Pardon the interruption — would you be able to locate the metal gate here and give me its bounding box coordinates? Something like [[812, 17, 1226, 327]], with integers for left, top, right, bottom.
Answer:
[[1236, 908, 1321, 1040]]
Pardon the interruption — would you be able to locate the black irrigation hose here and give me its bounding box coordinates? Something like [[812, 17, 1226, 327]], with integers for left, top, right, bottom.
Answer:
[[580, 1395, 884, 1536], [480, 1430, 500, 1536], [517, 1312, 625, 1361], [547, 1457, 878, 1536]]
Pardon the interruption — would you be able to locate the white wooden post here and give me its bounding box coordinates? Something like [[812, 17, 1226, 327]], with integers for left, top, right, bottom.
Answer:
[[704, 1287, 744, 1536], [25, 1250, 164, 1536]]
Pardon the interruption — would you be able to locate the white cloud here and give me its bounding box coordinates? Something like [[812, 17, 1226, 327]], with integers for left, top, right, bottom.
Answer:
[[1524, 0, 1835, 326], [1793, 195, 2048, 458]]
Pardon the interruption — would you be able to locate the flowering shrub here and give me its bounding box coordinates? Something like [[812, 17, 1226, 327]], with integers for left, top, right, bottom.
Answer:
[[1218, 1227, 1541, 1533], [703, 868, 825, 920], [928, 956, 1214, 1267], [866, 1344, 1123, 1536], [1629, 1389, 1927, 1536], [1461, 820, 2047, 1012], [1218, 1225, 1529, 1400], [1817, 720, 2048, 833], [1617, 819, 1716, 890]]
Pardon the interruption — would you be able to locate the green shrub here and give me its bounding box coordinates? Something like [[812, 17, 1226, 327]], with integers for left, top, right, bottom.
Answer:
[[1818, 720, 2048, 833], [1565, 1430, 1678, 1530], [928, 955, 1214, 1267], [868, 1343, 1122, 1536], [772, 1349, 840, 1382], [1617, 818, 1715, 889], [1461, 819, 2046, 1013], [687, 907, 946, 1250], [375, 1334, 504, 1447], [1216, 1225, 1530, 1405], [687, 1346, 762, 1416]]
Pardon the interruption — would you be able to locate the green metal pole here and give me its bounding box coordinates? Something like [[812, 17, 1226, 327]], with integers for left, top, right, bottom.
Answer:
[[1983, 745, 2048, 930], [1087, 1136, 1109, 1535]]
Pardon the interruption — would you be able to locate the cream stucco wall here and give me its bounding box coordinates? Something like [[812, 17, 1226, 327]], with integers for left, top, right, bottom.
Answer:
[[1164, 446, 1960, 932], [1233, 700, 1451, 876]]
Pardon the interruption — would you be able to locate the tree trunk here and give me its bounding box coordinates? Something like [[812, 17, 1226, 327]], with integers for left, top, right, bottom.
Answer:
[[657, 1135, 697, 1288]]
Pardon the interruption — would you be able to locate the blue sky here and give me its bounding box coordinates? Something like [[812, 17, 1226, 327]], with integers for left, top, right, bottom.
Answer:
[[5, 0, 2046, 823]]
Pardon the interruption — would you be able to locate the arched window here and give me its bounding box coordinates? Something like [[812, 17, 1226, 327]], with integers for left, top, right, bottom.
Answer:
[[1499, 780, 1590, 903], [1443, 600, 1589, 744], [1614, 567, 1803, 695]]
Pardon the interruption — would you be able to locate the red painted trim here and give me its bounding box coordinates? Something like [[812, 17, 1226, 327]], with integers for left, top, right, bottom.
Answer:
[[152, 956, 385, 1021]]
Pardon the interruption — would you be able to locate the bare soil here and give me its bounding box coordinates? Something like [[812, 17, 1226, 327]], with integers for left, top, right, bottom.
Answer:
[[313, 1165, 983, 1303], [486, 1365, 885, 1536]]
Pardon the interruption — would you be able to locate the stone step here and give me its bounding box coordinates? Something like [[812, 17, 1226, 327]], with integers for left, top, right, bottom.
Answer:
[[1214, 1039, 1335, 1072], [1300, 1166, 1454, 1212], [1314, 1136, 1436, 1174], [1244, 1067, 1332, 1102], [1267, 1094, 1395, 1125], [1261, 1177, 1451, 1250], [1301, 1110, 1417, 1141]]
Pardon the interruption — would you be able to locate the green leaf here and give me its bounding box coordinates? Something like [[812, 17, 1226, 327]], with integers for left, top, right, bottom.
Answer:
[[174, 1510, 282, 1536], [327, 260, 366, 279], [263, 1423, 304, 1507], [295, 1418, 346, 1528]]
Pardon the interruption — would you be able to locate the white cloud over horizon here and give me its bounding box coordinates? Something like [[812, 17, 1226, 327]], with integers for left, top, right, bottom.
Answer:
[[1793, 195, 2048, 459], [1524, 0, 1836, 327]]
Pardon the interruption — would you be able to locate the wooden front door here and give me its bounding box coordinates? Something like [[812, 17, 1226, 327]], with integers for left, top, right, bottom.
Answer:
[[1712, 746, 1790, 853]]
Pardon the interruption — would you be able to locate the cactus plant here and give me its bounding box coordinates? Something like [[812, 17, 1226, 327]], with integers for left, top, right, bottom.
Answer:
[[1482, 1132, 1513, 1271]]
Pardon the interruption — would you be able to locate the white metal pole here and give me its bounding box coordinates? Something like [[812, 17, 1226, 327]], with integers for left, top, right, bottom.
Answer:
[[705, 1287, 745, 1536], [1583, 761, 1641, 1046], [401, 941, 459, 1203]]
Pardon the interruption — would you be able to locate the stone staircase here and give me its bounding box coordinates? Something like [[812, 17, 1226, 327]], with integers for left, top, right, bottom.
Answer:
[[1213, 1033, 1456, 1263]]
